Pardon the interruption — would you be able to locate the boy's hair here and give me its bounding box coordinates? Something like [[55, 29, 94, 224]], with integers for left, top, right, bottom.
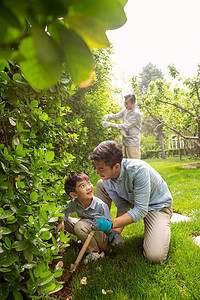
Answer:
[[124, 94, 136, 103], [89, 140, 123, 168], [64, 171, 89, 196]]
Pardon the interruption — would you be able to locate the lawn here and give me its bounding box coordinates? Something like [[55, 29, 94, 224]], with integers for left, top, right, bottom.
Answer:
[[64, 157, 200, 300]]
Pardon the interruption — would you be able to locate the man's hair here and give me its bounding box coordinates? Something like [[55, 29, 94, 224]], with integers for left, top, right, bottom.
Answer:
[[64, 171, 89, 196], [89, 141, 123, 167], [124, 94, 136, 103]]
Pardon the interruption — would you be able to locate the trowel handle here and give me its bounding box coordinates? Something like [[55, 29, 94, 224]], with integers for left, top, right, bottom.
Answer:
[[70, 230, 95, 272]]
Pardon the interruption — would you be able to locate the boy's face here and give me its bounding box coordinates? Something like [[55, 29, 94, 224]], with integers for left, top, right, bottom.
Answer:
[[71, 179, 94, 202], [94, 160, 120, 180]]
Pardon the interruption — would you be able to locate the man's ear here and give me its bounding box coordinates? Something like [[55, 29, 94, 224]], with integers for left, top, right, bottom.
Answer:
[[69, 191, 77, 198], [115, 163, 121, 170]]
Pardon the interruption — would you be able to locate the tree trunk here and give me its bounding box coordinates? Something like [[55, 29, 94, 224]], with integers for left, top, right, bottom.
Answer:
[[196, 118, 200, 157], [194, 140, 200, 157], [177, 134, 181, 161], [156, 122, 166, 159], [183, 140, 187, 156]]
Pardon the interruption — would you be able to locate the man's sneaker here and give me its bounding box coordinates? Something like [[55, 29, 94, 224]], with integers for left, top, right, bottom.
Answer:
[[83, 251, 105, 264]]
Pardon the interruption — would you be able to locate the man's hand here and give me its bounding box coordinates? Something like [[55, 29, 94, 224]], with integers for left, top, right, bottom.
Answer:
[[109, 230, 123, 246], [101, 121, 111, 128], [91, 216, 113, 232], [102, 114, 110, 120]]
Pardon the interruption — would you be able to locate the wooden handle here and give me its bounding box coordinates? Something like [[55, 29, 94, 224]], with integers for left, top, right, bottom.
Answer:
[[70, 230, 95, 272]]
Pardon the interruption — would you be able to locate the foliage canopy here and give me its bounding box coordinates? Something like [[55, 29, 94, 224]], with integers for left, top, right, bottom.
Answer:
[[0, 0, 128, 89]]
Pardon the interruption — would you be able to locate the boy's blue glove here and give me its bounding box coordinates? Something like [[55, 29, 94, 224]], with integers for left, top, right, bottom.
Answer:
[[91, 216, 113, 232], [109, 230, 123, 246]]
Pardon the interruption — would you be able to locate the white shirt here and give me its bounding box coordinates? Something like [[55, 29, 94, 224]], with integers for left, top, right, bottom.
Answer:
[[107, 107, 142, 146]]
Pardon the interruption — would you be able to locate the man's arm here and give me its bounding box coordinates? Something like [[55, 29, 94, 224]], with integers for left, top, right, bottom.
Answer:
[[103, 110, 125, 121], [107, 113, 141, 131], [113, 212, 133, 229]]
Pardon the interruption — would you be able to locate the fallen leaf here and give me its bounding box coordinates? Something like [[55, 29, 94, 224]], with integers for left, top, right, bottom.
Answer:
[[107, 290, 113, 294], [81, 277, 87, 285], [56, 261, 63, 268], [102, 289, 107, 295]]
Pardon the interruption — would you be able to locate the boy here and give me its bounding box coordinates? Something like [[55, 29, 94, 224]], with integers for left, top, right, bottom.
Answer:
[[56, 171, 122, 264], [89, 140, 173, 264]]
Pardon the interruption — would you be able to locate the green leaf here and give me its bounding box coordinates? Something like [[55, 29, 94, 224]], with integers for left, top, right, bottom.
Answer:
[[12, 240, 29, 251], [67, 15, 110, 49], [39, 112, 48, 120], [59, 230, 69, 243], [19, 163, 33, 175], [16, 181, 25, 189], [50, 23, 94, 86], [0, 267, 11, 272], [45, 151, 55, 161], [0, 210, 14, 219], [0, 71, 10, 82], [16, 149, 26, 157], [3, 264, 20, 281], [38, 274, 54, 286], [48, 284, 63, 294], [24, 248, 33, 263], [0, 227, 11, 235], [34, 220, 40, 231], [30, 100, 38, 108], [19, 34, 63, 90], [13, 73, 23, 81], [29, 216, 34, 223], [42, 231, 51, 240], [4, 236, 11, 248], [2, 254, 18, 267], [30, 191, 38, 201], [40, 270, 51, 279], [0, 59, 10, 71], [0, 283, 9, 300], [70, 0, 127, 30], [45, 283, 56, 293], [13, 290, 23, 300]]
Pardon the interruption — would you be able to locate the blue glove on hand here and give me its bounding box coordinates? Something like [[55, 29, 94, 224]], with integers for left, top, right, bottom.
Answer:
[[91, 216, 113, 232], [109, 230, 123, 246]]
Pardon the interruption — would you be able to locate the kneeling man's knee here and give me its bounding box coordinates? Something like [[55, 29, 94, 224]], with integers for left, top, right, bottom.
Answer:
[[143, 247, 167, 264]]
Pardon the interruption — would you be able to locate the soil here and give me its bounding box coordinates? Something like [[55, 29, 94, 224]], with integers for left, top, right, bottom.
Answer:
[[49, 249, 86, 300]]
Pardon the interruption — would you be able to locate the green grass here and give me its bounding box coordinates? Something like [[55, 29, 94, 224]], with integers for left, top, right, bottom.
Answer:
[[66, 157, 200, 300]]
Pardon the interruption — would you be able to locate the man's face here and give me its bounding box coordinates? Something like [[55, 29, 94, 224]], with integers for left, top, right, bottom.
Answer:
[[124, 98, 135, 110], [94, 160, 120, 180], [73, 179, 94, 201]]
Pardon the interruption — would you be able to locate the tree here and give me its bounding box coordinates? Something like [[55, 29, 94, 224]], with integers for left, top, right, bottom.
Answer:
[[139, 62, 164, 96], [143, 65, 200, 157], [0, 0, 128, 90], [132, 62, 166, 159]]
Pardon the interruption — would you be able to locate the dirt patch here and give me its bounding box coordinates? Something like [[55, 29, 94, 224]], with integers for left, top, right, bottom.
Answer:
[[49, 251, 86, 300], [182, 162, 200, 169]]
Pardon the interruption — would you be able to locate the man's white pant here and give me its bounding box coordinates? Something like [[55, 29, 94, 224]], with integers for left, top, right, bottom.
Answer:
[[97, 179, 172, 263], [124, 145, 141, 159]]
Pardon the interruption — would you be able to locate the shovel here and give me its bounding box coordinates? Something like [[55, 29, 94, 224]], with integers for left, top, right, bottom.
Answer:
[[65, 230, 95, 282]]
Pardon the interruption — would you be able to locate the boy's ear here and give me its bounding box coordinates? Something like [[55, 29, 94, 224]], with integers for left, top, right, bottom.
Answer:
[[69, 191, 77, 198]]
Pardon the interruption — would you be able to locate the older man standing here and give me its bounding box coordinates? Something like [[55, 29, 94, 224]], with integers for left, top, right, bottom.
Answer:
[[102, 94, 142, 159]]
